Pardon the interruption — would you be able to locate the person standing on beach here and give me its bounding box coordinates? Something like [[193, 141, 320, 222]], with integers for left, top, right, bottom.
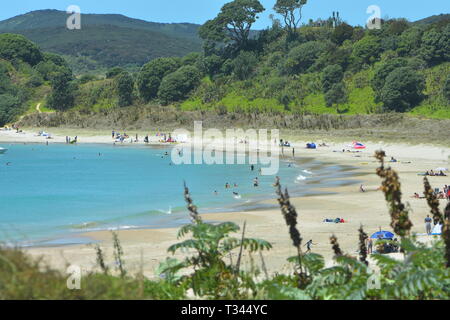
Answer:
[[292, 148, 295, 158], [112, 130, 115, 139], [367, 238, 373, 254], [425, 215, 433, 234], [305, 240, 315, 253]]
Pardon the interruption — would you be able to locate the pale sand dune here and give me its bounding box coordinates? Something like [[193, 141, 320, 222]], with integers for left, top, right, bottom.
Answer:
[[3, 128, 449, 278]]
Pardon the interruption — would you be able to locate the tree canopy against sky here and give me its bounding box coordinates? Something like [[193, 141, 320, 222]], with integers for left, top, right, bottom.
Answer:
[[273, 0, 307, 34], [199, 0, 265, 49]]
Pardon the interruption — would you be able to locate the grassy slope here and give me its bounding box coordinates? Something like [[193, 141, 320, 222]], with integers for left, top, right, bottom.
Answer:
[[180, 63, 450, 119]]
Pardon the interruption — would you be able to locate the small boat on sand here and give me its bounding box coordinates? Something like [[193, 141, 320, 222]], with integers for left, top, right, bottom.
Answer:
[[0, 147, 7, 154]]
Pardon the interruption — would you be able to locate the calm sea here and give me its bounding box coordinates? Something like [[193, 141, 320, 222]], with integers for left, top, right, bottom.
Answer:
[[0, 143, 357, 246]]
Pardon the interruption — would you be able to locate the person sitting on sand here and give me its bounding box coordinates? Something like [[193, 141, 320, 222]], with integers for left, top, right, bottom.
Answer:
[[390, 157, 397, 162], [360, 184, 366, 192], [439, 170, 447, 176], [412, 192, 420, 198]]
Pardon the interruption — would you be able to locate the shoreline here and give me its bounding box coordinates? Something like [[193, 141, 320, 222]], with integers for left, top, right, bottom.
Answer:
[[2, 127, 450, 277], [6, 151, 361, 249]]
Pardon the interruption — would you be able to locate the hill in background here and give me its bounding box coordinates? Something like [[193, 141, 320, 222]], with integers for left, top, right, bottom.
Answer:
[[0, 10, 203, 74]]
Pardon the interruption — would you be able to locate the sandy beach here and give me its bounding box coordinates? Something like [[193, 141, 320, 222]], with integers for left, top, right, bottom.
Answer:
[[1, 127, 449, 279]]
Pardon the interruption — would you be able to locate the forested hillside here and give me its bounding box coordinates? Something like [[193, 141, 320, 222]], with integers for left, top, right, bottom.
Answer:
[[1, 1, 449, 128], [0, 10, 202, 74]]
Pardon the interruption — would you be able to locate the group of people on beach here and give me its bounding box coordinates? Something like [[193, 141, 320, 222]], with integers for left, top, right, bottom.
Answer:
[[413, 184, 450, 200], [424, 213, 446, 235], [112, 129, 177, 144], [65, 136, 77, 144], [423, 169, 447, 177]]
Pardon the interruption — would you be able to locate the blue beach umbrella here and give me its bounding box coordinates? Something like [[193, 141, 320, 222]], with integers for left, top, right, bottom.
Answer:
[[371, 231, 394, 240]]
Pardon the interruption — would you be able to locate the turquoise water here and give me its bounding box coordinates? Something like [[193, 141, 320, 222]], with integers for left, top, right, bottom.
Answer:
[[0, 143, 357, 246]]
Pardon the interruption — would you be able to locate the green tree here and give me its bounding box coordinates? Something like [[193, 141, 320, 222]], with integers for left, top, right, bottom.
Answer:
[[116, 72, 134, 107], [158, 66, 202, 104], [137, 57, 180, 102], [106, 67, 126, 79], [199, 0, 265, 49], [380, 67, 425, 112], [0, 94, 20, 126], [384, 19, 409, 36], [322, 64, 344, 93], [419, 26, 450, 65], [0, 34, 43, 66], [444, 74, 450, 103], [0, 67, 15, 95], [198, 54, 223, 77], [325, 83, 347, 107], [231, 51, 258, 80], [34, 61, 65, 81], [273, 0, 307, 35], [397, 27, 422, 57], [351, 35, 382, 66], [371, 58, 409, 98], [47, 69, 76, 111], [43, 52, 69, 68], [181, 52, 201, 66], [284, 41, 329, 74], [331, 23, 354, 45]]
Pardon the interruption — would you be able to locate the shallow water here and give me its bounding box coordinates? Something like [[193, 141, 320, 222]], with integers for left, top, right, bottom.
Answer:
[[0, 143, 358, 246]]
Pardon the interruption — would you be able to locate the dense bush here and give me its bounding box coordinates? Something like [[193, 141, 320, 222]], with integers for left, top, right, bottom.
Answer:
[[158, 66, 202, 104], [380, 67, 425, 112], [0, 94, 21, 126], [284, 41, 329, 74], [325, 82, 347, 107], [137, 57, 180, 102], [322, 64, 344, 92], [351, 35, 381, 66], [231, 51, 258, 80], [47, 68, 76, 111], [444, 74, 450, 102], [116, 72, 134, 107], [0, 33, 43, 66], [419, 25, 450, 65]]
